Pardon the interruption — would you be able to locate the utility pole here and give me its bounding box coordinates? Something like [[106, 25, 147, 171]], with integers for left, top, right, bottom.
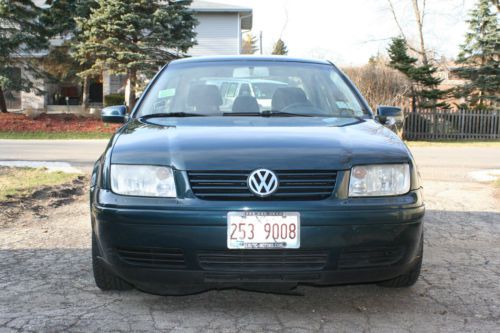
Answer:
[[259, 31, 263, 55]]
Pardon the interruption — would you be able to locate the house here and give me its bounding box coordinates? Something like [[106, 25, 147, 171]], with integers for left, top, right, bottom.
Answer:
[[189, 0, 253, 56], [435, 61, 467, 108], [7, 0, 253, 112]]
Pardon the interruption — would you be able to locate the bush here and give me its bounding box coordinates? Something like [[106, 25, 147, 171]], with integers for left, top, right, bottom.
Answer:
[[343, 62, 410, 110], [104, 94, 125, 107]]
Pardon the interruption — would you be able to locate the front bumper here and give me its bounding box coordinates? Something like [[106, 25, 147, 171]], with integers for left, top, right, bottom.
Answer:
[[92, 189, 424, 294]]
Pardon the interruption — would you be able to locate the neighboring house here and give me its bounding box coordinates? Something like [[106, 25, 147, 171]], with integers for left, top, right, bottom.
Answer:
[[435, 62, 467, 108], [7, 0, 253, 112], [189, 0, 252, 56]]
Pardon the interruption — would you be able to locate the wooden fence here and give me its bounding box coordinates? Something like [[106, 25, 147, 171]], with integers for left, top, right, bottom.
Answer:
[[403, 109, 500, 141]]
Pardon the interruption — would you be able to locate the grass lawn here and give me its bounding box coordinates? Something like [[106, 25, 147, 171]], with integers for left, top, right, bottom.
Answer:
[[0, 167, 80, 201], [0, 131, 113, 140], [405, 140, 500, 147]]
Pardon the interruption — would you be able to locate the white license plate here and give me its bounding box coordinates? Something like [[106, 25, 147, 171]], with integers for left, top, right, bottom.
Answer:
[[227, 212, 300, 249]]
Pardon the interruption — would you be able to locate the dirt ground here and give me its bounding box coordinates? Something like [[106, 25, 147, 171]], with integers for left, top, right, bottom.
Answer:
[[0, 175, 87, 226], [0, 173, 499, 332]]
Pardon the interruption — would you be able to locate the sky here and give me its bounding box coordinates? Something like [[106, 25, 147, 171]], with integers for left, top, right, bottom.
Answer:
[[220, 0, 477, 66]]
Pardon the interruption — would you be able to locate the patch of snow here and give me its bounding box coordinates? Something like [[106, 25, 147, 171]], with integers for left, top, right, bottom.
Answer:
[[0, 161, 82, 174], [468, 169, 500, 182]]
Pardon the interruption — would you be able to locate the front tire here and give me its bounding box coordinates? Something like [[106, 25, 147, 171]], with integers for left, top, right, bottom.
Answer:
[[378, 236, 423, 288], [92, 233, 132, 291]]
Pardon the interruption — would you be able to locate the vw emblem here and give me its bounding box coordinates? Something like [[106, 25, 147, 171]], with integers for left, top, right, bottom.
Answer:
[[248, 169, 279, 197]]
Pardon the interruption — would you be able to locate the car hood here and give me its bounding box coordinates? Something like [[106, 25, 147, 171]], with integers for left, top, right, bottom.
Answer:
[[111, 117, 411, 170]]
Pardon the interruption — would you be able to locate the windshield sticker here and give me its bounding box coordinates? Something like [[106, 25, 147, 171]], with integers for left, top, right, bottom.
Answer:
[[158, 88, 175, 98]]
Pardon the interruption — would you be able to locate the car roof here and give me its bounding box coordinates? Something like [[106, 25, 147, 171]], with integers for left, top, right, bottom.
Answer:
[[169, 55, 332, 66]]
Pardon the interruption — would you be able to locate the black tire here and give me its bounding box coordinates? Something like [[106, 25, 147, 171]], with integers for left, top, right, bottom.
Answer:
[[378, 236, 423, 288], [92, 233, 132, 291]]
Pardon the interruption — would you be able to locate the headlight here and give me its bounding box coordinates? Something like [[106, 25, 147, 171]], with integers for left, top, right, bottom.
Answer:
[[349, 164, 410, 197], [110, 165, 176, 197]]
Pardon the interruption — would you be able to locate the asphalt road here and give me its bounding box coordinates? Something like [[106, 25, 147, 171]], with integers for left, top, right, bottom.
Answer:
[[0, 139, 108, 169]]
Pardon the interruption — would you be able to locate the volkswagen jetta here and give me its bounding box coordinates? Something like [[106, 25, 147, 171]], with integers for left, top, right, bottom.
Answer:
[[91, 56, 424, 295]]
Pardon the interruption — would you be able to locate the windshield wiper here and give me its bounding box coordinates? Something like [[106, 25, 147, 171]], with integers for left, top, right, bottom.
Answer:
[[224, 110, 313, 117], [139, 112, 206, 119], [262, 110, 315, 117]]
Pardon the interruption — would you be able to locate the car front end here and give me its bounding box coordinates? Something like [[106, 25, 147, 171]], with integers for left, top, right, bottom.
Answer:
[[91, 56, 424, 295]]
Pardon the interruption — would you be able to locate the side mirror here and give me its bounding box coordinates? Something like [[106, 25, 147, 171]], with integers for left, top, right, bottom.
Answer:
[[376, 106, 404, 136], [101, 105, 128, 123]]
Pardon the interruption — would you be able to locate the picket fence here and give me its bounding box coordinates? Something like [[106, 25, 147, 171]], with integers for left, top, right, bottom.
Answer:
[[403, 109, 500, 140]]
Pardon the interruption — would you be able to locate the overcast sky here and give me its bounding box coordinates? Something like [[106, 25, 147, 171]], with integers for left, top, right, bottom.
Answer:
[[222, 0, 476, 65]]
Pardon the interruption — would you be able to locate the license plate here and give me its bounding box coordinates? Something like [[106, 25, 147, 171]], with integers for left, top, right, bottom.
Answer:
[[227, 212, 300, 249]]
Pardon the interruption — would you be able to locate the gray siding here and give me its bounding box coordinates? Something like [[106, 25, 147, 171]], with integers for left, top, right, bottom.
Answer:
[[190, 13, 241, 56]]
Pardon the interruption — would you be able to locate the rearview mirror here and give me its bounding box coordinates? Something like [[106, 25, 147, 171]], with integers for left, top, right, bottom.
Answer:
[[376, 106, 404, 136], [101, 105, 128, 123]]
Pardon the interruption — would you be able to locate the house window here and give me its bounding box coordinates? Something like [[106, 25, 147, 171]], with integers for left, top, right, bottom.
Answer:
[[4, 68, 22, 109]]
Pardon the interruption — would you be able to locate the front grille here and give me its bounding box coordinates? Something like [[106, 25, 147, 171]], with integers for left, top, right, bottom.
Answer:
[[117, 247, 186, 268], [198, 250, 329, 271], [188, 170, 337, 200], [338, 246, 405, 269]]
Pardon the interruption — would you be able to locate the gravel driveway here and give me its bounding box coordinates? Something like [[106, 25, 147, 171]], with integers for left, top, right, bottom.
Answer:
[[1, 159, 499, 332]]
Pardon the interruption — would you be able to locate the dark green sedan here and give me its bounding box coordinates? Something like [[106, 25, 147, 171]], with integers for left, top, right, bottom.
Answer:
[[91, 56, 424, 295]]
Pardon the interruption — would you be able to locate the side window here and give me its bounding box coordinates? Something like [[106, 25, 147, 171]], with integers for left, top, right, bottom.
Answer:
[[220, 82, 229, 98], [226, 83, 238, 98], [252, 84, 262, 98]]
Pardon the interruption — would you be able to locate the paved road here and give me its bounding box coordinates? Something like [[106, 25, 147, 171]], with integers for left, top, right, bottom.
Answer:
[[1, 139, 499, 181], [0, 139, 108, 169], [410, 146, 500, 182]]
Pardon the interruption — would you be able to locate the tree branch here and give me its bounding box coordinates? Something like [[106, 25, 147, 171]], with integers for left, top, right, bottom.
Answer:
[[386, 0, 423, 56], [387, 0, 407, 40], [412, 0, 428, 64]]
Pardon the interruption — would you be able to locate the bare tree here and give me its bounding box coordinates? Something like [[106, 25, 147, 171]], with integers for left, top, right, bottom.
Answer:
[[411, 0, 429, 65], [386, 0, 428, 64], [343, 58, 411, 110]]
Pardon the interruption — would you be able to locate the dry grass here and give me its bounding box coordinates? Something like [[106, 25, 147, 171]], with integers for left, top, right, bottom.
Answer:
[[0, 167, 79, 201]]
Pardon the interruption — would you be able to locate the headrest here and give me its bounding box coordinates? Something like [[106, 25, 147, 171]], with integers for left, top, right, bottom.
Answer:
[[272, 87, 309, 110], [187, 84, 222, 108], [232, 96, 260, 113]]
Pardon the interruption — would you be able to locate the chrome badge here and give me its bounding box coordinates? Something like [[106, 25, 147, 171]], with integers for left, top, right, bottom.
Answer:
[[248, 169, 279, 197]]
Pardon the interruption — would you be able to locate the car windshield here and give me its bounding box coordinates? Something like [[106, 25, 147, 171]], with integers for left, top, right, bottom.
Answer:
[[135, 61, 368, 118]]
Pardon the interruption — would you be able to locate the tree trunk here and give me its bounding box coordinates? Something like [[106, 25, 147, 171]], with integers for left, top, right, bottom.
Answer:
[[125, 69, 137, 111], [82, 76, 90, 112], [0, 87, 8, 113], [411, 0, 428, 65]]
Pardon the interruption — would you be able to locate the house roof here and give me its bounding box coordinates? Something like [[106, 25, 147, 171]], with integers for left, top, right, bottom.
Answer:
[[190, 0, 252, 30], [190, 1, 252, 14]]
